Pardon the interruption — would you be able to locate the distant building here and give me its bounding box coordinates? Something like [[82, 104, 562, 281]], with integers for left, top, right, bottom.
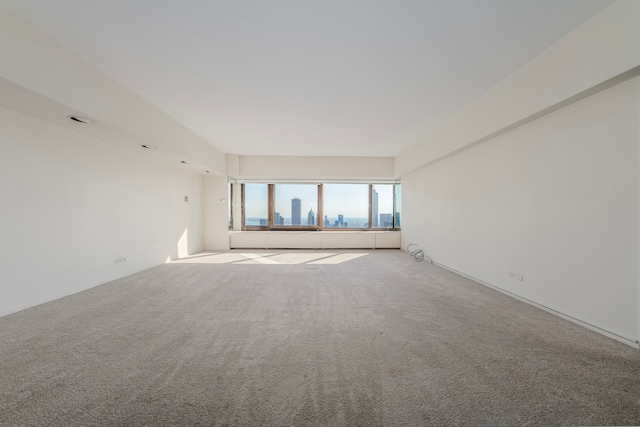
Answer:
[[307, 208, 316, 226], [275, 212, 284, 226], [338, 214, 344, 227], [324, 215, 329, 227], [291, 198, 301, 225], [372, 189, 379, 227], [259, 218, 268, 226], [380, 213, 393, 228]]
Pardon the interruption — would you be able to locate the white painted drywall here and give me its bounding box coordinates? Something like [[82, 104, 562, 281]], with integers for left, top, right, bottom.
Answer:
[[229, 231, 400, 249], [0, 106, 204, 316], [396, 0, 640, 176], [0, 3, 226, 174], [401, 78, 639, 344], [237, 156, 395, 181], [203, 175, 230, 251]]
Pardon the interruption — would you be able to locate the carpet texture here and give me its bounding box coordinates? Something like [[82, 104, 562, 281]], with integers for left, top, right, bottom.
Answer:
[[1, 250, 639, 426]]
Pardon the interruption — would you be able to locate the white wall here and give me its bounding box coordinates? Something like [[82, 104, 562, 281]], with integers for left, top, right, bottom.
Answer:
[[0, 106, 204, 316], [237, 156, 395, 181], [229, 231, 400, 249], [396, 0, 640, 176], [401, 78, 639, 345], [203, 175, 231, 251], [0, 3, 226, 174]]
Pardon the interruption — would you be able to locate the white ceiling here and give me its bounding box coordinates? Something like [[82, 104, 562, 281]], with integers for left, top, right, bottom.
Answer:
[[1, 0, 613, 157]]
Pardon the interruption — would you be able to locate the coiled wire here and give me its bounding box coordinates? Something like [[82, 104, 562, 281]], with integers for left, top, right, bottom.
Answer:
[[407, 244, 433, 263]]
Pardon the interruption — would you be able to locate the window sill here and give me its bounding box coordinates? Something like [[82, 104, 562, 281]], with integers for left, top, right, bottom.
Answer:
[[229, 230, 400, 249]]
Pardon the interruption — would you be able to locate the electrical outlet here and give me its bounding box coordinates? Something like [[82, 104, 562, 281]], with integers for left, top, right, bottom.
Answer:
[[508, 271, 524, 281], [115, 257, 126, 264]]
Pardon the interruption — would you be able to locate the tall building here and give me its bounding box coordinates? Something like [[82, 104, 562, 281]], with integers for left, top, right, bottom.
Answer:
[[380, 213, 393, 228], [372, 190, 379, 228], [291, 198, 301, 225], [307, 208, 315, 226], [338, 214, 344, 227], [275, 212, 284, 226], [324, 215, 329, 227]]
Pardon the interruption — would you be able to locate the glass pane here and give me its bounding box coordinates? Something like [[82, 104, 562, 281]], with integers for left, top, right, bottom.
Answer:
[[244, 183, 268, 226], [372, 184, 395, 228], [228, 182, 232, 228], [274, 184, 318, 226], [394, 184, 401, 228], [323, 184, 369, 228]]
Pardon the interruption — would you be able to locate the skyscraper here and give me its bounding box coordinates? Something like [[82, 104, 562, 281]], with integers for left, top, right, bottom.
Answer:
[[291, 198, 301, 225], [338, 214, 344, 227], [307, 208, 315, 226], [372, 189, 379, 228], [380, 213, 393, 228]]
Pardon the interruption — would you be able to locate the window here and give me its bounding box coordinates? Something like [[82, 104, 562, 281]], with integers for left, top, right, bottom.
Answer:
[[372, 184, 395, 228], [243, 183, 269, 228], [239, 182, 400, 230], [274, 184, 318, 227], [394, 184, 401, 228], [323, 184, 369, 228], [228, 181, 233, 229]]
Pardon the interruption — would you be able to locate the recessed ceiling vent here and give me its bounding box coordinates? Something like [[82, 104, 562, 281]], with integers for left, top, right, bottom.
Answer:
[[141, 144, 157, 150], [67, 115, 91, 124]]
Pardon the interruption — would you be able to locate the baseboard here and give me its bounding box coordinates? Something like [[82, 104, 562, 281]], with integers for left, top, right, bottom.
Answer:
[[401, 250, 639, 349], [0, 260, 164, 318]]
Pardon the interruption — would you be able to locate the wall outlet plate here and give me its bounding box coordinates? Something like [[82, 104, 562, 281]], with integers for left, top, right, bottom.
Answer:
[[509, 271, 524, 281]]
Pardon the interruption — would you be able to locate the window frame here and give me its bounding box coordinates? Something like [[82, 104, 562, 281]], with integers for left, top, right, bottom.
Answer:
[[271, 183, 321, 230], [239, 182, 401, 231], [241, 183, 270, 231], [322, 183, 371, 230]]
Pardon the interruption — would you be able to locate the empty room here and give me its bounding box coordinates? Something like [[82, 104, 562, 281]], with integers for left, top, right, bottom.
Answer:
[[1, 0, 639, 425]]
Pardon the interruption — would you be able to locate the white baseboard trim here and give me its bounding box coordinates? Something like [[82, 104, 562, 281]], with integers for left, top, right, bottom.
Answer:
[[403, 250, 639, 349]]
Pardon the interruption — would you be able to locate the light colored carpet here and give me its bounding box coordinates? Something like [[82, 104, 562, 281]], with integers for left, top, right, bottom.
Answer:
[[1, 250, 639, 426]]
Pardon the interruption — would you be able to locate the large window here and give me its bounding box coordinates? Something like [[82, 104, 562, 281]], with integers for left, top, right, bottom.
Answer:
[[243, 183, 269, 228], [323, 184, 369, 228], [372, 184, 396, 228], [240, 182, 400, 230], [274, 184, 318, 227], [395, 184, 402, 228], [228, 181, 233, 229]]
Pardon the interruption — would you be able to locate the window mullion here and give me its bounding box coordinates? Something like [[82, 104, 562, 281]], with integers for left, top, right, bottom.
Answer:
[[268, 184, 275, 229], [241, 184, 246, 231]]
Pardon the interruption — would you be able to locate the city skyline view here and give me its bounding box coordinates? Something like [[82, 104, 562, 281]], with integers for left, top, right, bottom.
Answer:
[[242, 183, 399, 228]]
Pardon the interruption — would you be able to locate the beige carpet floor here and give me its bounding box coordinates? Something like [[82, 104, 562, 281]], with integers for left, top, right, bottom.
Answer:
[[1, 249, 639, 426]]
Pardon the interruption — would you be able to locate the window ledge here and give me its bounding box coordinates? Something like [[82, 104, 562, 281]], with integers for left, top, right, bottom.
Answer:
[[229, 230, 400, 249]]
